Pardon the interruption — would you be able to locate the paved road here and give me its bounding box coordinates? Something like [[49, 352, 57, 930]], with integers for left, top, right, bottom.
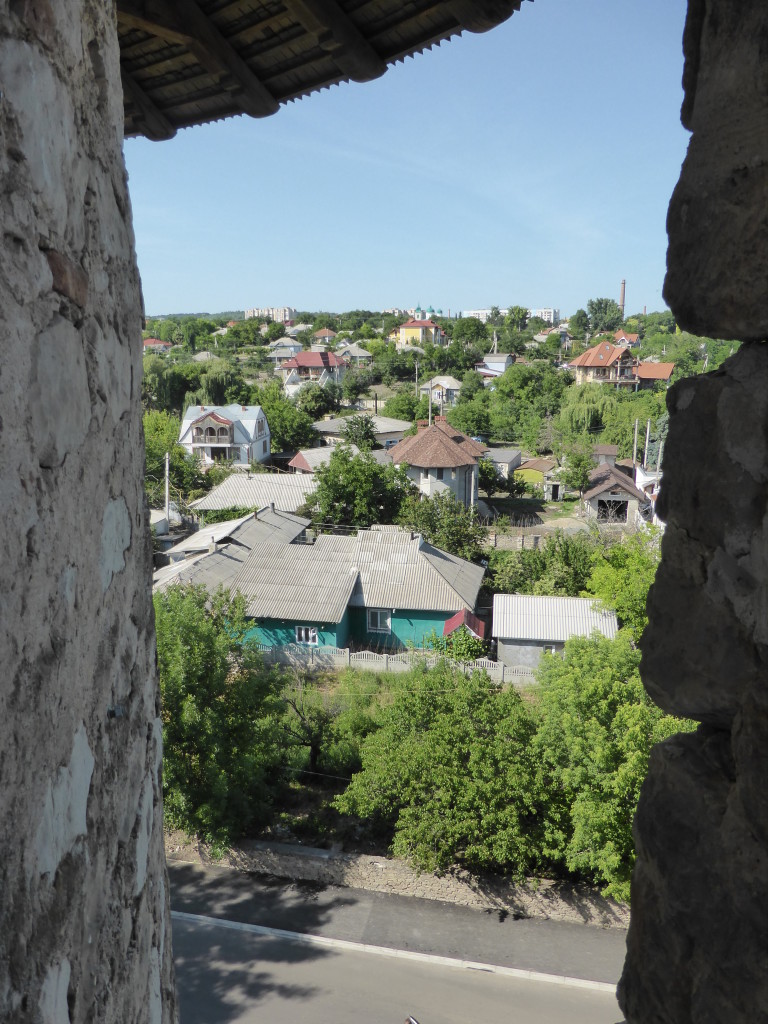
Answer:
[[168, 862, 627, 985], [172, 915, 623, 1024]]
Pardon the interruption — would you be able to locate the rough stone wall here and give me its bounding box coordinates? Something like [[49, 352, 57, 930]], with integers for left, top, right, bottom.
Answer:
[[619, 2, 768, 1020], [0, 3, 176, 1021]]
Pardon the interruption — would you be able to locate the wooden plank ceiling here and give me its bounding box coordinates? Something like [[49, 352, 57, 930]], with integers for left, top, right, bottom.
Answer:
[[117, 0, 529, 140]]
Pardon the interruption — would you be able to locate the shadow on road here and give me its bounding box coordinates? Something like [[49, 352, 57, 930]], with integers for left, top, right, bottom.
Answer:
[[169, 861, 355, 1022]]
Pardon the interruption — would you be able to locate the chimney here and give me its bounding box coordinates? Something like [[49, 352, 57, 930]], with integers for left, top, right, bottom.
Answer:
[[619, 279, 626, 317]]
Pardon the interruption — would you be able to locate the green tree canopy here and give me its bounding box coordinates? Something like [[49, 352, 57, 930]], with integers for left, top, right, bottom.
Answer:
[[533, 632, 692, 902], [154, 586, 284, 842], [143, 410, 205, 503], [397, 492, 486, 562], [587, 297, 623, 333], [488, 531, 598, 596], [305, 446, 412, 527], [335, 664, 544, 875], [341, 413, 378, 450], [254, 380, 317, 452], [585, 528, 661, 640]]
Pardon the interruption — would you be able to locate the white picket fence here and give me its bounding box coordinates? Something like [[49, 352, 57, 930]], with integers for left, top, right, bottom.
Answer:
[[253, 643, 536, 686]]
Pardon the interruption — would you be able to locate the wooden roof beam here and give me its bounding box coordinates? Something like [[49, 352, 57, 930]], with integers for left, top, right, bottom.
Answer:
[[117, 0, 279, 118], [281, 0, 386, 82], [120, 67, 177, 140], [447, 0, 525, 34]]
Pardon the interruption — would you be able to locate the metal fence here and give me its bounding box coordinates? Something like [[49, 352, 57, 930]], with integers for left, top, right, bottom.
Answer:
[[253, 642, 536, 686]]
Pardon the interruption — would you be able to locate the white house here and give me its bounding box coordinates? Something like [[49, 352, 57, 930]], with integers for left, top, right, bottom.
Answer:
[[179, 404, 271, 469], [419, 375, 463, 408]]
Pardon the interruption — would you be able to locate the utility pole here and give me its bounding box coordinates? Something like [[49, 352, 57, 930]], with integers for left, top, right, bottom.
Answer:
[[415, 359, 418, 399], [656, 439, 664, 474], [632, 418, 639, 468], [644, 419, 651, 469], [164, 451, 170, 521]]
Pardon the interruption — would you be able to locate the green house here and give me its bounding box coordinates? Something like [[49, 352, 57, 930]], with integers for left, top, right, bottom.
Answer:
[[235, 526, 485, 651], [154, 513, 485, 652]]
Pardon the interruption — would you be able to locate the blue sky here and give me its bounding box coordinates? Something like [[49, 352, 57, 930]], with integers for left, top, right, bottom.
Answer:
[[124, 0, 689, 319]]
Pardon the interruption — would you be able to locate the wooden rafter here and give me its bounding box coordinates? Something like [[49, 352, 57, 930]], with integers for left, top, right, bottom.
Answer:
[[447, 0, 524, 34], [116, 0, 279, 118], [281, 0, 386, 82], [120, 68, 177, 140]]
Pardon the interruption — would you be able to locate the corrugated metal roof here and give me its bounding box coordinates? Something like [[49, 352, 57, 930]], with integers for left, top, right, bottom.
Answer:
[[166, 508, 308, 556], [492, 595, 618, 643], [313, 415, 411, 435], [190, 473, 317, 511], [230, 527, 484, 622]]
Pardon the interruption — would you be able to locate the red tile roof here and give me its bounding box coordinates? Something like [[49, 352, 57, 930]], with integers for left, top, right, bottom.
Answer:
[[570, 342, 634, 368], [313, 328, 337, 338], [282, 351, 346, 369], [400, 318, 442, 329], [614, 330, 640, 343], [389, 421, 479, 468], [636, 362, 675, 380]]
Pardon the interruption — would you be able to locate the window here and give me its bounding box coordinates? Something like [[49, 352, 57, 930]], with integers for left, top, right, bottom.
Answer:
[[367, 609, 391, 634], [295, 626, 318, 645], [262, 440, 268, 454], [436, 468, 443, 481]]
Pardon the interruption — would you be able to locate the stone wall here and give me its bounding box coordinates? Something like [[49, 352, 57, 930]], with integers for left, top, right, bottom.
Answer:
[[618, 2, 768, 1020], [0, 4, 176, 1021]]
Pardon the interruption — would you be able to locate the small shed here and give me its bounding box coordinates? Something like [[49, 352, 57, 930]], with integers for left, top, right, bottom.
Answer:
[[582, 463, 648, 524], [492, 594, 618, 670]]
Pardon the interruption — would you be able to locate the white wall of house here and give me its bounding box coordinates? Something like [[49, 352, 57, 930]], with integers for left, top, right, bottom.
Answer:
[[497, 638, 562, 669]]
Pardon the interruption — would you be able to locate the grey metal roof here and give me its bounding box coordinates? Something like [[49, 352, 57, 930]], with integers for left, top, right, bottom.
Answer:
[[190, 473, 317, 511], [230, 527, 484, 623], [492, 594, 618, 643], [290, 445, 392, 472], [313, 415, 411, 436], [488, 448, 522, 464], [165, 508, 308, 557]]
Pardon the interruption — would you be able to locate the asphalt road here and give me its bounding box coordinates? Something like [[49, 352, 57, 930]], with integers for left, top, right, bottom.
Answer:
[[172, 915, 624, 1024], [168, 861, 627, 984]]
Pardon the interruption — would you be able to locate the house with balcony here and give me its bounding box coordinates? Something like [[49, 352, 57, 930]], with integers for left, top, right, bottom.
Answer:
[[179, 403, 271, 468], [569, 342, 675, 389], [569, 341, 638, 386], [389, 417, 486, 507], [280, 351, 347, 397]]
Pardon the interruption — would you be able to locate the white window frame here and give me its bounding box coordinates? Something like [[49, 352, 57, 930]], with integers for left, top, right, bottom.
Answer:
[[295, 625, 318, 645], [367, 609, 392, 634]]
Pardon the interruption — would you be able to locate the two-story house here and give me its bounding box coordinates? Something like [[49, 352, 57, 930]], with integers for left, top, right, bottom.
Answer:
[[390, 314, 446, 349], [569, 341, 638, 386], [280, 351, 347, 397], [179, 404, 271, 468], [389, 417, 486, 507]]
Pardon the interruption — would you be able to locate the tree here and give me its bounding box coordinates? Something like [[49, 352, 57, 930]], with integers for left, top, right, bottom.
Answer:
[[296, 382, 337, 420], [341, 413, 377, 450], [504, 305, 529, 333], [451, 316, 488, 349], [154, 586, 284, 842], [446, 396, 491, 439], [458, 369, 485, 403], [306, 446, 412, 527], [264, 321, 285, 342], [255, 380, 317, 452], [488, 531, 597, 596], [569, 308, 589, 338], [397, 492, 486, 562], [335, 664, 545, 875], [143, 410, 205, 502], [562, 438, 594, 496], [533, 632, 692, 902], [477, 456, 502, 498], [342, 370, 371, 406], [587, 297, 623, 333], [383, 388, 418, 422], [585, 528, 661, 640]]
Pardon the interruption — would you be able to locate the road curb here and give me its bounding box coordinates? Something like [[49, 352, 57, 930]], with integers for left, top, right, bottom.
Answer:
[[171, 910, 618, 994]]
